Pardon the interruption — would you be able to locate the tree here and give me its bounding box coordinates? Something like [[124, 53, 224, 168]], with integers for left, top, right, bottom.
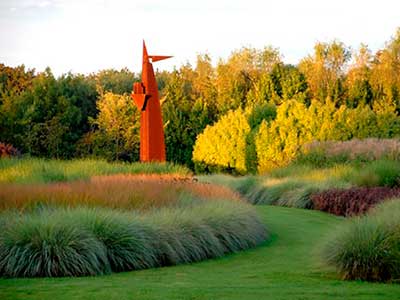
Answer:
[[86, 92, 140, 161], [345, 44, 373, 107], [299, 41, 350, 104], [215, 47, 281, 113], [370, 29, 400, 110], [94, 68, 138, 95], [162, 69, 215, 168]]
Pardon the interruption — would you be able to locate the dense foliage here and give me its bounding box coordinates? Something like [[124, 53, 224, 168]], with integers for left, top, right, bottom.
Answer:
[[311, 187, 400, 216], [2, 29, 400, 170], [254, 100, 400, 172]]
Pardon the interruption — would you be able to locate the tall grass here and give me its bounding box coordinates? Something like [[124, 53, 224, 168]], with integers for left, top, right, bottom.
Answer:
[[0, 210, 110, 277], [319, 199, 400, 282], [199, 174, 349, 207], [298, 138, 400, 167], [0, 174, 242, 212], [0, 201, 268, 278], [345, 159, 400, 187], [0, 158, 191, 184]]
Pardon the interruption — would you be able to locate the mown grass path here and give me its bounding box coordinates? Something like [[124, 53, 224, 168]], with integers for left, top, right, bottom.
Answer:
[[1, 206, 399, 300]]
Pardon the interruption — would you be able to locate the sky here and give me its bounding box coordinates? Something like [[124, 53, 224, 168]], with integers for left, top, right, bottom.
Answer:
[[0, 0, 399, 76]]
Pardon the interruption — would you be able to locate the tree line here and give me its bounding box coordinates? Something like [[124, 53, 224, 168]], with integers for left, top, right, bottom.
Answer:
[[1, 29, 400, 171]]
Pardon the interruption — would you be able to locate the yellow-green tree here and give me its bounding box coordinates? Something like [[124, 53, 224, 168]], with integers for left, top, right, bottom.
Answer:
[[83, 92, 140, 161], [255, 100, 400, 173]]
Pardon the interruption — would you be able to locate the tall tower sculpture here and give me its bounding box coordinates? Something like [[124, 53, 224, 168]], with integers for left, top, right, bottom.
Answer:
[[132, 41, 172, 162]]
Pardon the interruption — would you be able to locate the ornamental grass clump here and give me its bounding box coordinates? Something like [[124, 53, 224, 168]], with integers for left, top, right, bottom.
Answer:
[[65, 208, 158, 272], [319, 199, 400, 282], [0, 200, 268, 278], [0, 210, 110, 277]]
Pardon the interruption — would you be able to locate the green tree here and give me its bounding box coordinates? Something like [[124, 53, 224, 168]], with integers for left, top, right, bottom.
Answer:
[[215, 47, 281, 113], [85, 92, 140, 161], [163, 70, 214, 168], [94, 68, 138, 95]]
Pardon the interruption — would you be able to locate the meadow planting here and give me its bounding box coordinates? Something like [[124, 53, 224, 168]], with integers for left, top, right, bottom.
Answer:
[[0, 158, 191, 184], [200, 139, 400, 216], [0, 159, 268, 278]]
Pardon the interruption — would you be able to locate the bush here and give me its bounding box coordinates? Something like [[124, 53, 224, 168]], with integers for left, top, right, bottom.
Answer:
[[193, 104, 276, 175], [255, 100, 400, 172], [0, 200, 268, 277], [319, 200, 400, 282], [311, 187, 400, 216], [193, 108, 251, 174], [0, 142, 20, 158]]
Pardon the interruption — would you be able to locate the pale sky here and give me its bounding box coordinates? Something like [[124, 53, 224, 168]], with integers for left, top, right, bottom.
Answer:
[[1, 0, 399, 76]]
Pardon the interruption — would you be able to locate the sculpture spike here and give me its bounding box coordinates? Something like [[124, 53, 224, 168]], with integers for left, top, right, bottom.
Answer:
[[143, 40, 148, 61], [132, 42, 172, 162]]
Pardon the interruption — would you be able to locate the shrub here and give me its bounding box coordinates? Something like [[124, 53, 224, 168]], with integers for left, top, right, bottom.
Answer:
[[193, 108, 251, 174], [0, 142, 20, 158], [311, 187, 400, 216], [319, 200, 400, 282], [255, 100, 400, 172], [193, 104, 276, 175]]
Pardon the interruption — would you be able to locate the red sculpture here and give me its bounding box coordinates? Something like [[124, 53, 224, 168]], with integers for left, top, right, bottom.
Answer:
[[132, 41, 172, 162]]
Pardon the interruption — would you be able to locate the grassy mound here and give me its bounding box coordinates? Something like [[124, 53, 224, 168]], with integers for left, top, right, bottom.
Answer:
[[0, 195, 267, 277], [319, 200, 400, 282]]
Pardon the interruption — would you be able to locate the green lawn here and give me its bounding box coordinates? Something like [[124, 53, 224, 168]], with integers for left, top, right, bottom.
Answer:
[[1, 206, 399, 300]]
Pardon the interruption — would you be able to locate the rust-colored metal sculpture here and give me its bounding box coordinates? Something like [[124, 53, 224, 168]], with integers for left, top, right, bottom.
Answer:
[[132, 41, 172, 162]]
